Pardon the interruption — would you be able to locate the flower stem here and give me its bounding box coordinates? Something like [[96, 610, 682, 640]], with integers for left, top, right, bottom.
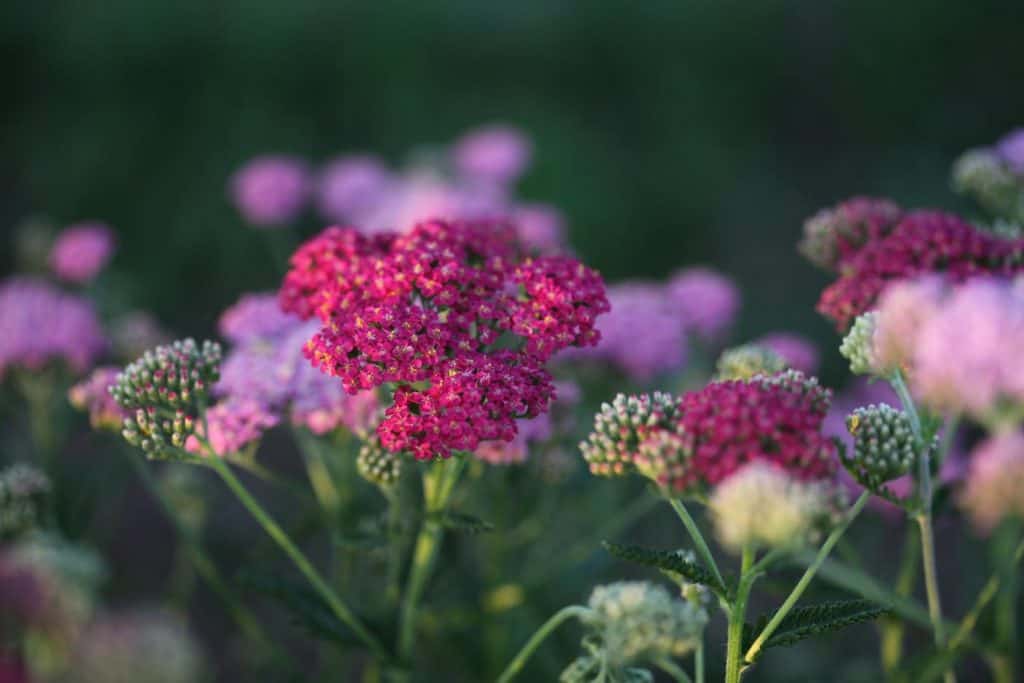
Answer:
[[694, 640, 704, 683], [724, 546, 755, 683], [397, 455, 466, 663], [948, 537, 1024, 652], [655, 655, 694, 683], [669, 498, 726, 594], [495, 605, 592, 683], [881, 524, 921, 672], [208, 456, 390, 662]]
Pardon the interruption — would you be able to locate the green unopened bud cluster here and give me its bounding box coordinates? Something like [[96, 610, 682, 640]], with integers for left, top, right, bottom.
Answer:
[[752, 369, 832, 412], [580, 393, 681, 478], [715, 344, 786, 381], [0, 464, 50, 538], [840, 312, 879, 376], [843, 404, 927, 491], [952, 149, 1024, 222], [111, 339, 222, 457], [357, 433, 402, 489]]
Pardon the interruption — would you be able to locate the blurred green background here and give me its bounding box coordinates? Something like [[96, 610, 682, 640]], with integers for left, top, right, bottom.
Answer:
[[4, 1, 1023, 382]]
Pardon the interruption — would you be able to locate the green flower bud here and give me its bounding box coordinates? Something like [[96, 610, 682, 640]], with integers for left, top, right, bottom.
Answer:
[[357, 434, 402, 489], [840, 312, 878, 376], [580, 393, 681, 479], [715, 344, 787, 381], [842, 404, 930, 494]]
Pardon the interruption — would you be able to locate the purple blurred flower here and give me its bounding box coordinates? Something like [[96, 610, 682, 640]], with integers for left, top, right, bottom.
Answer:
[[218, 292, 297, 345], [960, 430, 1024, 533], [755, 332, 820, 374], [513, 203, 567, 253], [186, 399, 279, 456], [48, 223, 115, 284], [667, 267, 740, 343], [474, 380, 580, 465], [0, 278, 105, 378], [68, 366, 127, 430], [995, 128, 1024, 175], [229, 156, 311, 227], [317, 155, 395, 224], [451, 124, 532, 185], [110, 311, 170, 362]]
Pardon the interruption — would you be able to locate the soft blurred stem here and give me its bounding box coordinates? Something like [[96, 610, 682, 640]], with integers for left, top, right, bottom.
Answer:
[[384, 488, 404, 607], [743, 491, 870, 667], [891, 370, 955, 683], [669, 498, 726, 593], [207, 454, 391, 662], [881, 524, 921, 673], [694, 640, 704, 683], [655, 656, 693, 683], [397, 455, 467, 664], [18, 370, 58, 473], [724, 546, 756, 683], [495, 605, 592, 683]]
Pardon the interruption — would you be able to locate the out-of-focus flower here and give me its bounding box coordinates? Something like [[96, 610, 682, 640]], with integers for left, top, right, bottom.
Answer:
[[755, 332, 820, 375], [317, 155, 395, 223], [0, 657, 30, 683], [68, 609, 204, 683], [714, 343, 786, 381], [0, 278, 106, 379], [512, 203, 567, 254], [952, 149, 1023, 221], [474, 414, 553, 465], [69, 367, 127, 430], [451, 124, 532, 186], [109, 312, 170, 362], [798, 197, 903, 273], [581, 582, 706, 668], [218, 292, 297, 345], [185, 399, 279, 457], [817, 211, 1023, 330], [0, 465, 50, 539], [158, 467, 208, 536], [111, 339, 222, 458], [959, 431, 1024, 533], [839, 312, 879, 376], [873, 277, 945, 375], [666, 267, 740, 344], [996, 128, 1024, 174], [48, 223, 115, 284], [709, 462, 835, 553], [229, 156, 311, 227], [580, 393, 682, 479]]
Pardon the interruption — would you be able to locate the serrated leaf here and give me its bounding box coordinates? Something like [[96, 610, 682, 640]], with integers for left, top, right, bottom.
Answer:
[[602, 541, 727, 596], [743, 599, 889, 659], [433, 511, 494, 534]]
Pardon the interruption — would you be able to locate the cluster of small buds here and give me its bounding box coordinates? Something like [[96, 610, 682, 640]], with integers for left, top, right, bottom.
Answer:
[[798, 197, 903, 272], [842, 405, 925, 495], [582, 582, 707, 668], [709, 462, 835, 553], [0, 464, 50, 539], [579, 393, 682, 478], [357, 432, 403, 489], [111, 339, 222, 458], [633, 430, 690, 494], [714, 343, 787, 380], [839, 312, 879, 376], [69, 366, 129, 430], [952, 134, 1024, 223]]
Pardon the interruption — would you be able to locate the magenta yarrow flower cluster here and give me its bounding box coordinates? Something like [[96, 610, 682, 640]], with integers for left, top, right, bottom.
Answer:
[[282, 219, 608, 460], [0, 278, 106, 379], [474, 379, 581, 465], [798, 197, 903, 273], [229, 156, 312, 227], [48, 222, 115, 284]]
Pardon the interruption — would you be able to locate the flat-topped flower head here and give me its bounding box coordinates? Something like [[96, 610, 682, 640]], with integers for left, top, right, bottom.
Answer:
[[49, 222, 115, 284], [283, 219, 608, 459], [709, 462, 835, 553], [842, 404, 924, 496], [580, 392, 682, 478], [666, 267, 740, 343], [799, 197, 903, 272], [714, 343, 786, 381], [69, 366, 128, 430], [959, 431, 1024, 533], [0, 464, 50, 539], [112, 339, 222, 458], [816, 211, 1024, 329], [0, 277, 106, 379], [229, 155, 311, 227]]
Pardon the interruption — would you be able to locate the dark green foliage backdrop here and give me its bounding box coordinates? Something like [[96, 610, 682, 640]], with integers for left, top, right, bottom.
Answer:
[[4, 2, 1022, 378]]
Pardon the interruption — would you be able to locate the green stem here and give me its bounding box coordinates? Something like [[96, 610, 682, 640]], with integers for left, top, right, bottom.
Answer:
[[208, 456, 390, 662], [881, 524, 921, 673], [655, 656, 693, 683], [694, 640, 704, 683], [669, 498, 726, 594], [724, 546, 755, 683], [495, 605, 592, 683], [744, 491, 870, 665], [397, 456, 466, 662], [948, 538, 1024, 652]]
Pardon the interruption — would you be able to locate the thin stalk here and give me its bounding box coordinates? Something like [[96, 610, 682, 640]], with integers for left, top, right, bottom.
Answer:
[[724, 546, 755, 683], [948, 538, 1024, 651], [669, 498, 726, 593], [495, 605, 592, 683], [694, 641, 704, 683], [744, 491, 870, 665], [654, 656, 693, 683], [881, 524, 921, 673], [208, 456, 390, 662], [397, 456, 466, 662]]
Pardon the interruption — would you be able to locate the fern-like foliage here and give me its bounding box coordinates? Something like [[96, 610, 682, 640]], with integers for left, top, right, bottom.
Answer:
[[743, 599, 889, 659], [602, 541, 729, 597]]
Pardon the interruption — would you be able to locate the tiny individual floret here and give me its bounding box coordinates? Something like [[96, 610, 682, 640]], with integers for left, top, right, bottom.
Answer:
[[580, 393, 682, 479], [0, 464, 50, 539], [839, 312, 879, 376], [582, 581, 706, 668], [708, 462, 834, 553], [798, 197, 903, 272], [229, 155, 311, 227], [357, 433, 403, 489], [111, 339, 222, 459], [714, 343, 786, 380], [959, 431, 1024, 533], [48, 222, 115, 284], [842, 404, 924, 496], [69, 366, 128, 430]]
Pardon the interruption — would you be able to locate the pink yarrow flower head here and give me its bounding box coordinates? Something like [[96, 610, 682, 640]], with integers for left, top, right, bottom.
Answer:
[[229, 156, 311, 227], [754, 332, 820, 375], [799, 197, 903, 273], [283, 219, 609, 460], [817, 211, 1024, 330], [451, 124, 533, 186], [49, 222, 115, 284], [0, 277, 106, 379], [185, 399, 279, 457], [69, 366, 128, 430], [317, 155, 395, 224], [873, 276, 947, 375], [959, 430, 1024, 533], [666, 267, 740, 344]]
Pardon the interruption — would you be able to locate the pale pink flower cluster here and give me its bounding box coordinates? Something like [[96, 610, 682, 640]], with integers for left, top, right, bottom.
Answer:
[[959, 431, 1024, 532]]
